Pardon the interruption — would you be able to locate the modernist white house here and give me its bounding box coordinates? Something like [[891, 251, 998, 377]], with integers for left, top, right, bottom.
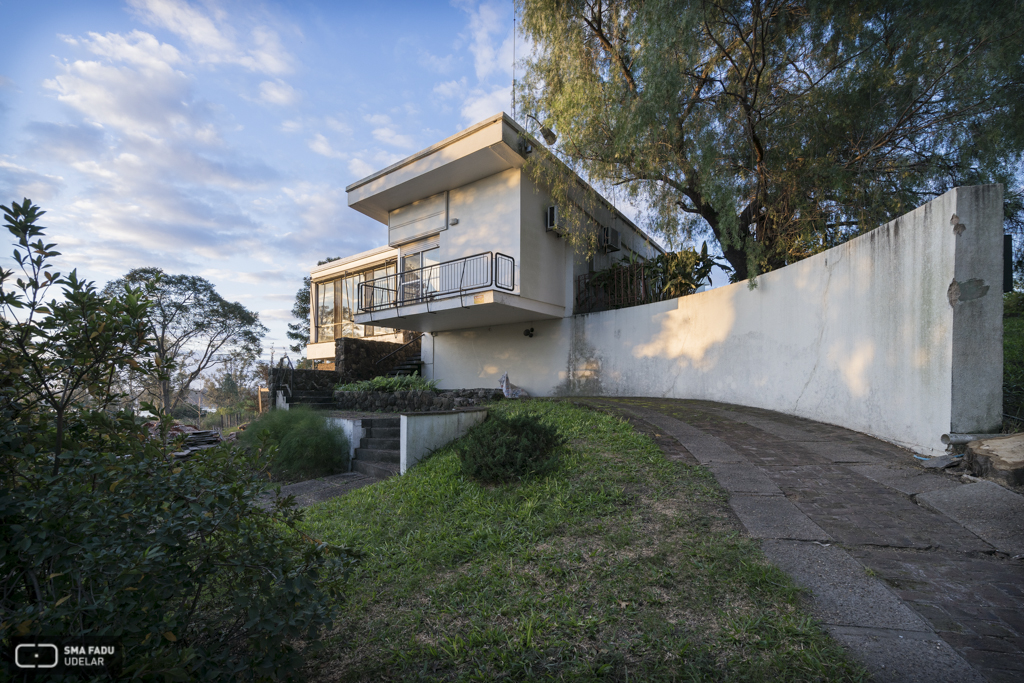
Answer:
[[306, 113, 664, 385], [306, 114, 1005, 456]]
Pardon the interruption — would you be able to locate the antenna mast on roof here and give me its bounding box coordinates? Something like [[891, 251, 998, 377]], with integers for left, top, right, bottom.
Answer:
[[511, 1, 516, 120]]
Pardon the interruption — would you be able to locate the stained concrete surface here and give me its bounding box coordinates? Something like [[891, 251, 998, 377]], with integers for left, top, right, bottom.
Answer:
[[591, 397, 1024, 683]]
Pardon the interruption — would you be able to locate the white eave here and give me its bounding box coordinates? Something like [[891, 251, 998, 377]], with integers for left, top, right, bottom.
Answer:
[[311, 245, 397, 281], [346, 113, 529, 224]]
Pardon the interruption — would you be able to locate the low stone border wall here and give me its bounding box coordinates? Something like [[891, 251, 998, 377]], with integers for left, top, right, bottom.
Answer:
[[333, 388, 504, 413]]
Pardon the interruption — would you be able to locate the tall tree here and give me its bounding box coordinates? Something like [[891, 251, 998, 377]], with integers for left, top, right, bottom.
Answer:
[[287, 257, 340, 354], [103, 268, 267, 412], [517, 0, 1024, 280]]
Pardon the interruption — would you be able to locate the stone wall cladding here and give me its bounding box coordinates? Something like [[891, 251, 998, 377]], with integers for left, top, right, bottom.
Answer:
[[333, 388, 504, 413], [335, 336, 421, 383], [269, 368, 339, 392]]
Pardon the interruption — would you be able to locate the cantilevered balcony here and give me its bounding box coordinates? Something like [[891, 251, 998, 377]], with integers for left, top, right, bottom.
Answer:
[[354, 251, 564, 333]]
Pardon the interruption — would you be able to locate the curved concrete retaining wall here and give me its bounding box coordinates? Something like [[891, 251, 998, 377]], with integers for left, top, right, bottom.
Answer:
[[428, 185, 1004, 456]]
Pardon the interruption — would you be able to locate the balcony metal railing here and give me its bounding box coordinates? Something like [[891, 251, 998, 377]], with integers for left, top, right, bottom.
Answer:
[[358, 251, 515, 312]]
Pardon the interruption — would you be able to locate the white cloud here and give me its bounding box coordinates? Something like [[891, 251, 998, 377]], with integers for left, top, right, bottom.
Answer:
[[0, 158, 65, 203], [433, 78, 466, 99], [259, 79, 297, 106], [281, 119, 302, 133], [325, 116, 351, 135], [461, 85, 510, 125], [463, 1, 511, 81], [348, 158, 375, 178], [75, 30, 182, 70], [128, 0, 294, 75], [308, 133, 346, 159], [44, 52, 196, 141], [371, 126, 416, 149], [364, 113, 391, 126]]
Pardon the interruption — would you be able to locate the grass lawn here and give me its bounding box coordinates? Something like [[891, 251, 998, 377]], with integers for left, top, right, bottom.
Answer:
[[1005, 315, 1024, 430], [299, 401, 866, 682]]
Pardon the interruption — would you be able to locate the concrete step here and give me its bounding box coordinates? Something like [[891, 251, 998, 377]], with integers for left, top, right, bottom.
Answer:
[[362, 437, 400, 450], [366, 427, 400, 439], [354, 448, 400, 464], [363, 418, 400, 428], [352, 460, 400, 480]]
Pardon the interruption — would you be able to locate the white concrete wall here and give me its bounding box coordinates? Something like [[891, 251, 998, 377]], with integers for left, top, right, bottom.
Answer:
[[445, 168, 521, 293], [326, 417, 365, 468], [400, 409, 489, 474], [430, 186, 1004, 456], [520, 172, 567, 307]]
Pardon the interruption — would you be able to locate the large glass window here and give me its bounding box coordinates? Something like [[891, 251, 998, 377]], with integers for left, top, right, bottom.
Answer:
[[314, 261, 397, 342]]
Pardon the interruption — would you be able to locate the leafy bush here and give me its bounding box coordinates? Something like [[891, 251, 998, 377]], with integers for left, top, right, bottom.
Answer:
[[239, 407, 349, 481], [0, 200, 358, 680], [1005, 290, 1024, 318], [337, 373, 439, 392], [455, 410, 566, 483]]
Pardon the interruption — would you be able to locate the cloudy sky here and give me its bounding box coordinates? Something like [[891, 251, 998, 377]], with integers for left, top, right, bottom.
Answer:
[[0, 0, 531, 361]]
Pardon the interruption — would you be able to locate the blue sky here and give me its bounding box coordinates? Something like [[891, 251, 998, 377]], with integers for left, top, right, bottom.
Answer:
[[0, 0, 530, 361]]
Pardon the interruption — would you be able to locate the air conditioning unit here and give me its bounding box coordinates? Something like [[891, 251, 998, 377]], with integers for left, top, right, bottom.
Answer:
[[600, 226, 621, 252], [545, 205, 563, 235]]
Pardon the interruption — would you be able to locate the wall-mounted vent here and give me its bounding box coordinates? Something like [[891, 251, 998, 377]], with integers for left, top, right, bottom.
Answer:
[[600, 226, 621, 252], [545, 205, 563, 236]]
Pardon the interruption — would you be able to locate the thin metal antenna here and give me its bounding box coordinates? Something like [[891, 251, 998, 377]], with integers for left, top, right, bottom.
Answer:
[[512, 1, 516, 120]]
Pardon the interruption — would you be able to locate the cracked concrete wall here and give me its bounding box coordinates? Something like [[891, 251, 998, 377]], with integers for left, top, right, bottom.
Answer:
[[429, 186, 1002, 455]]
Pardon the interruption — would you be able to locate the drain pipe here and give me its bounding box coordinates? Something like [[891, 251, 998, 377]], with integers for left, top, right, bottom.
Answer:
[[941, 433, 1002, 446]]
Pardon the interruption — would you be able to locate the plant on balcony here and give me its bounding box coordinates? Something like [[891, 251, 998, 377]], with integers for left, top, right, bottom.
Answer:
[[580, 242, 729, 313]]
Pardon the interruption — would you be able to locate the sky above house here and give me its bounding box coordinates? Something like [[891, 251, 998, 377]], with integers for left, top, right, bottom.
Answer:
[[0, 0, 538, 362]]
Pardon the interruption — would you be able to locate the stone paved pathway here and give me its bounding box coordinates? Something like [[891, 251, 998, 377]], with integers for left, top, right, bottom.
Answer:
[[588, 397, 1024, 683], [261, 472, 377, 508]]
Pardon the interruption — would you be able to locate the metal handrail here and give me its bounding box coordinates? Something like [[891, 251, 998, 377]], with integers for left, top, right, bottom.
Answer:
[[374, 333, 424, 366], [358, 251, 516, 312]]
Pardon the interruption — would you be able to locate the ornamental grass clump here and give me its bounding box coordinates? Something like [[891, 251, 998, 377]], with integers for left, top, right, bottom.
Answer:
[[238, 407, 348, 481], [456, 410, 566, 483]]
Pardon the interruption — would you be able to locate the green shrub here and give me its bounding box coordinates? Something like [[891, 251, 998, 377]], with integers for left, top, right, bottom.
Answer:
[[239, 407, 349, 480], [455, 410, 566, 483], [1005, 290, 1024, 318], [1, 200, 358, 680], [337, 373, 439, 392]]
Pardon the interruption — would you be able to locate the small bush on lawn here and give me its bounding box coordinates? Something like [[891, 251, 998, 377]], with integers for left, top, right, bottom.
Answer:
[[455, 410, 566, 483], [239, 407, 348, 481], [337, 373, 439, 392]]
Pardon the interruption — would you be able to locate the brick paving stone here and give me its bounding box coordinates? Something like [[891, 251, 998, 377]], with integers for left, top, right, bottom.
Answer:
[[591, 397, 1024, 682]]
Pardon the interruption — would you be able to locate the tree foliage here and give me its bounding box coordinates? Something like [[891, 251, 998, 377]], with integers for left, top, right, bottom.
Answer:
[[103, 268, 267, 412], [287, 257, 340, 354], [1, 200, 357, 680], [517, 0, 1024, 279]]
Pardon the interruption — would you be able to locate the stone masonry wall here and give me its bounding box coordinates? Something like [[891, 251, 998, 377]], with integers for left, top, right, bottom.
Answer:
[[335, 336, 422, 383], [334, 388, 503, 413]]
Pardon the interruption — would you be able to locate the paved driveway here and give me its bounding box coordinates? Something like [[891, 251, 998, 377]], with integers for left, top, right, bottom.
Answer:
[[589, 397, 1024, 683]]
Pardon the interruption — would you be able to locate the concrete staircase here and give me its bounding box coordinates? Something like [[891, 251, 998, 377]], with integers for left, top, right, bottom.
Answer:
[[286, 389, 336, 409], [352, 417, 400, 480], [386, 353, 423, 377]]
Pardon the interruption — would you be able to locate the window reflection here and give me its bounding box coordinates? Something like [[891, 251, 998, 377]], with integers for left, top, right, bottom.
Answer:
[[315, 261, 397, 342]]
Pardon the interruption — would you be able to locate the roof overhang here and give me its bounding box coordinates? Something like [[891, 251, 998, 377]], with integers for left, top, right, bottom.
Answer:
[[346, 113, 529, 224]]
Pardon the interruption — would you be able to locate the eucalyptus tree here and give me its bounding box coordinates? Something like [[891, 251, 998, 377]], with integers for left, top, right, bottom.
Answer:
[[103, 268, 267, 413], [517, 0, 1024, 280]]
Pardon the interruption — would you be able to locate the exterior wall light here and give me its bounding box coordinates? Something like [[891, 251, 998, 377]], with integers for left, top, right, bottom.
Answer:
[[523, 328, 534, 338]]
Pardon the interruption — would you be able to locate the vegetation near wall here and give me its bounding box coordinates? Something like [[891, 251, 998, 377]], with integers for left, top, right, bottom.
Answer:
[[518, 0, 1024, 279], [238, 407, 349, 482], [0, 200, 357, 680]]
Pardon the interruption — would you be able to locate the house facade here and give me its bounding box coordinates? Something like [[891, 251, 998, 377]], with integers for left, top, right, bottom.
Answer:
[[306, 113, 664, 388]]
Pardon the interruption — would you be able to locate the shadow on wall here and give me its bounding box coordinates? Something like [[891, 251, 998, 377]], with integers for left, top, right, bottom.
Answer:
[[569, 185, 1002, 454]]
